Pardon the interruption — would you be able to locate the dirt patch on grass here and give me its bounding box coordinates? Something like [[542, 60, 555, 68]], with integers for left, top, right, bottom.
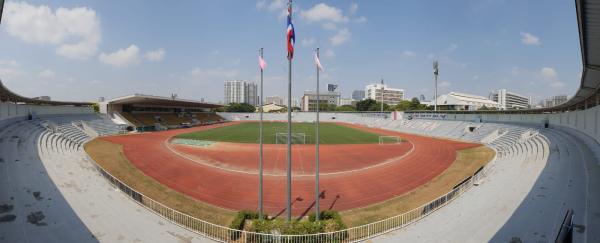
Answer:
[[84, 139, 236, 226], [340, 146, 495, 227]]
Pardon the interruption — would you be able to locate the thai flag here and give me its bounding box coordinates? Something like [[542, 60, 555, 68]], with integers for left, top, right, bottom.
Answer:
[[286, 1, 295, 60]]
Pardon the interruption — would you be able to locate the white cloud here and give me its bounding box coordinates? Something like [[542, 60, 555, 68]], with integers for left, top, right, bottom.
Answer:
[[301, 3, 348, 23], [321, 22, 337, 30], [301, 38, 316, 47], [189, 67, 238, 81], [402, 50, 416, 57], [256, 0, 285, 12], [99, 45, 141, 68], [540, 67, 557, 79], [330, 28, 351, 46], [0, 67, 21, 79], [550, 81, 564, 88], [256, 0, 267, 10], [38, 69, 56, 79], [0, 60, 19, 66], [324, 49, 335, 58], [511, 66, 520, 75], [4, 2, 101, 59], [521, 32, 541, 45], [355, 16, 367, 23], [445, 43, 458, 53], [349, 3, 358, 15], [439, 81, 451, 87], [144, 48, 166, 62], [472, 75, 479, 80]]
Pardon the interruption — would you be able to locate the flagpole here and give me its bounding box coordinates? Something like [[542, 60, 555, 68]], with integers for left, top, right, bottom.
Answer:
[[258, 48, 264, 220], [315, 48, 320, 221], [285, 1, 293, 222], [286, 48, 293, 222]]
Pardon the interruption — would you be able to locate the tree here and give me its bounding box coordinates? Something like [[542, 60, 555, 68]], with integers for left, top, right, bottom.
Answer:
[[225, 103, 256, 112], [356, 98, 377, 111], [478, 105, 498, 111], [394, 100, 412, 111], [91, 103, 100, 113], [336, 105, 356, 112]]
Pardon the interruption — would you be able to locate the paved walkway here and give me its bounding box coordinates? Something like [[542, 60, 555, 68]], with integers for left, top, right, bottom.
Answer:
[[375, 128, 597, 242], [0, 120, 212, 242]]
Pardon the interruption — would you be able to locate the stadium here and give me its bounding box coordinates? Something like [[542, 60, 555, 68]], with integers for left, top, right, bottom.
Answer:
[[0, 0, 599, 243]]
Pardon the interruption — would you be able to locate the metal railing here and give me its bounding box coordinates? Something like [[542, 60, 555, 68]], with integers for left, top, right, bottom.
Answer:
[[80, 144, 498, 243]]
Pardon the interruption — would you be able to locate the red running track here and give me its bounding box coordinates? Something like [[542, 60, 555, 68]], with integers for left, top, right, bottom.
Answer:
[[101, 122, 481, 216]]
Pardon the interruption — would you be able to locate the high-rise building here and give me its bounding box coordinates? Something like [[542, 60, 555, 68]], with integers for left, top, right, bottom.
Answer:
[[540, 95, 569, 108], [489, 89, 531, 110], [265, 96, 284, 106], [301, 91, 340, 111], [224, 80, 258, 106], [352, 90, 365, 100], [553, 95, 568, 106], [365, 84, 404, 105]]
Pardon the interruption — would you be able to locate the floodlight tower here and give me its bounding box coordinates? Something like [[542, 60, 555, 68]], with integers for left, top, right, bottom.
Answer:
[[433, 60, 439, 111]]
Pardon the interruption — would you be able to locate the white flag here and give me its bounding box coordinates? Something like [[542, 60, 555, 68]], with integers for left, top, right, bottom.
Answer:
[[314, 53, 324, 71]]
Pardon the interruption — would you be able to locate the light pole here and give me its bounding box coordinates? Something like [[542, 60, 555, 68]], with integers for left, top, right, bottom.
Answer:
[[380, 78, 384, 115], [433, 60, 439, 111]]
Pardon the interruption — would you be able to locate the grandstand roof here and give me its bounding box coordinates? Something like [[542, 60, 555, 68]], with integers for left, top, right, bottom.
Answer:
[[0, 80, 93, 106], [105, 94, 223, 108], [554, 0, 600, 109], [412, 0, 599, 114], [434, 92, 500, 107]]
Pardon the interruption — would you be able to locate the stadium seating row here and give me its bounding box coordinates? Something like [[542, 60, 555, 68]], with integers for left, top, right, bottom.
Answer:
[[119, 112, 225, 129]]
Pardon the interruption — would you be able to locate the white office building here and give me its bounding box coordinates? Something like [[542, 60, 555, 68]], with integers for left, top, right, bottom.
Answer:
[[489, 89, 531, 110], [224, 80, 258, 106], [433, 92, 501, 111], [365, 84, 404, 105], [301, 91, 340, 111]]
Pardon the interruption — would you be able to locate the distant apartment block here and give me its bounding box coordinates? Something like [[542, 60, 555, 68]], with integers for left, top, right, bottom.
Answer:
[[365, 84, 404, 105], [265, 96, 284, 106], [352, 90, 365, 100], [224, 80, 258, 106], [301, 91, 340, 111], [540, 95, 569, 108], [489, 89, 531, 110]]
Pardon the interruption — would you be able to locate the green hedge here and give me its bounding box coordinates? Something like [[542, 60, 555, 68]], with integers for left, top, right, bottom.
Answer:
[[229, 210, 348, 240]]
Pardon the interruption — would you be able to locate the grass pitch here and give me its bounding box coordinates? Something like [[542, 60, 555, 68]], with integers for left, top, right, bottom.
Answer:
[[175, 122, 383, 144]]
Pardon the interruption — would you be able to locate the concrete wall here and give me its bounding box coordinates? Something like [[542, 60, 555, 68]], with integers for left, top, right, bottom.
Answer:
[[0, 102, 93, 122], [408, 106, 600, 144]]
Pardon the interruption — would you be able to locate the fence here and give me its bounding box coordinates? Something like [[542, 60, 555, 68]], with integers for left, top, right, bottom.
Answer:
[[84, 146, 497, 243]]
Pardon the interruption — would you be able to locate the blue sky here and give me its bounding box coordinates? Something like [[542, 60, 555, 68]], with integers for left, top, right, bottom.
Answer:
[[0, 0, 581, 104]]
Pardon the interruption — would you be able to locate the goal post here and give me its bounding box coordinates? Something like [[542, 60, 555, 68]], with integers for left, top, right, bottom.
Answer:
[[276, 133, 307, 144], [379, 136, 401, 145]]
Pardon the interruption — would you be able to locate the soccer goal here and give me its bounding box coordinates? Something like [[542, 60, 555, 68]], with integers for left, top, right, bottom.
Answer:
[[276, 133, 307, 144], [379, 136, 401, 144]]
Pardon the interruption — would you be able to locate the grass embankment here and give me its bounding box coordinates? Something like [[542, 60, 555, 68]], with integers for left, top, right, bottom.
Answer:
[[175, 122, 384, 144], [84, 139, 236, 226], [340, 146, 495, 227]]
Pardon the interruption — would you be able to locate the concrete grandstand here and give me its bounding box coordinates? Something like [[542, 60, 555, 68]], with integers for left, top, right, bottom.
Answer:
[[0, 1, 599, 243], [99, 94, 224, 132]]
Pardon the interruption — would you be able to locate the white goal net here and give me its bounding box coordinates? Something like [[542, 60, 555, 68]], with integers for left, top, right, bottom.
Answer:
[[379, 136, 401, 144], [276, 133, 306, 144]]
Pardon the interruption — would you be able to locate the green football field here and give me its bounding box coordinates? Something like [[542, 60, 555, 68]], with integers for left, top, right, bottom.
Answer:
[[175, 122, 384, 144]]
